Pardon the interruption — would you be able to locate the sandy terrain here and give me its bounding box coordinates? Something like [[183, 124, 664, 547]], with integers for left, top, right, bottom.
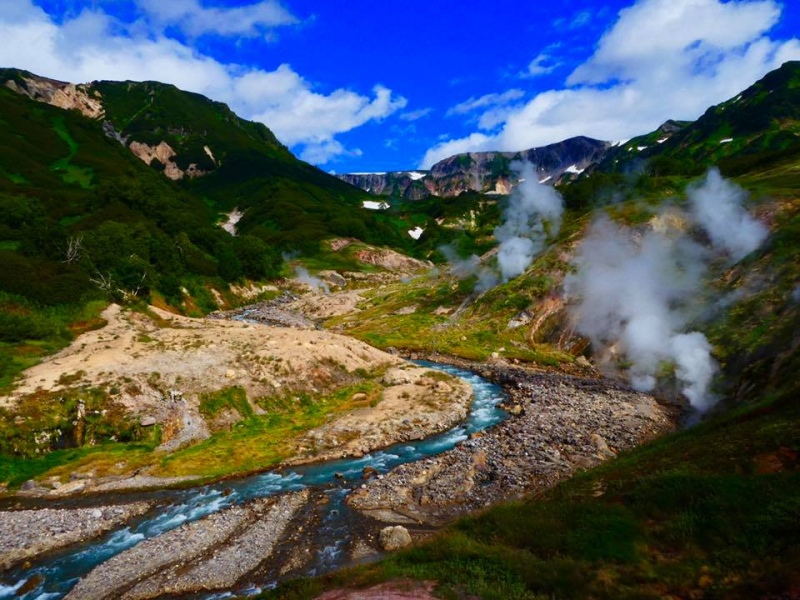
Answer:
[[288, 289, 366, 319], [6, 305, 404, 451]]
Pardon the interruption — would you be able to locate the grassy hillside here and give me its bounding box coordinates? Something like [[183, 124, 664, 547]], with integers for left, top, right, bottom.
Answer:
[[595, 61, 800, 178]]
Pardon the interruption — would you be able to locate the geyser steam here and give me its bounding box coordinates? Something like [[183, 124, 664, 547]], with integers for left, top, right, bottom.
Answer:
[[565, 169, 768, 411], [294, 266, 330, 295], [439, 162, 564, 291], [494, 162, 564, 280], [438, 243, 499, 292], [687, 167, 767, 261]]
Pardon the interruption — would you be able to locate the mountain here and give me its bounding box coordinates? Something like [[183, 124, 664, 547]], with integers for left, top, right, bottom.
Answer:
[[337, 170, 430, 199], [592, 61, 800, 177], [0, 68, 426, 301], [0, 68, 420, 251], [338, 136, 611, 198]]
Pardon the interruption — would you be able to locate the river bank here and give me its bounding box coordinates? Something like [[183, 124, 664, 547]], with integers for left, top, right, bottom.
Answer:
[[348, 353, 680, 525], [0, 362, 507, 598]]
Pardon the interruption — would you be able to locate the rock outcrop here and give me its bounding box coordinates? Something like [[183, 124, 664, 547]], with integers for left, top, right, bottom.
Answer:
[[379, 526, 412, 551], [4, 73, 104, 119], [128, 140, 206, 181]]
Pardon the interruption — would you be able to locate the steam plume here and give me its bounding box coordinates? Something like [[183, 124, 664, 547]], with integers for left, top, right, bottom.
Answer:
[[565, 169, 769, 411], [494, 162, 564, 280], [564, 216, 715, 409], [294, 266, 329, 294], [688, 168, 767, 261], [439, 243, 499, 292]]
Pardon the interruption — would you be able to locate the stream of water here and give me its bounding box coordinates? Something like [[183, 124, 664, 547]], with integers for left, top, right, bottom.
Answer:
[[0, 361, 508, 599]]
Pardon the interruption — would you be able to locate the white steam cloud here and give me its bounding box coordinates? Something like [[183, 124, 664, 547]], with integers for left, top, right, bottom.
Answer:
[[564, 216, 715, 409], [565, 169, 769, 412], [438, 244, 499, 292], [688, 168, 768, 261], [293, 266, 329, 295], [494, 162, 564, 280]]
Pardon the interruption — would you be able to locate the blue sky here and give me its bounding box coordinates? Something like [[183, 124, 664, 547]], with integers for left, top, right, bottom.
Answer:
[[3, 0, 799, 172]]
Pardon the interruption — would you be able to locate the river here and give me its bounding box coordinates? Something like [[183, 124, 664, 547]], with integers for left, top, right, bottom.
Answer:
[[0, 361, 508, 599]]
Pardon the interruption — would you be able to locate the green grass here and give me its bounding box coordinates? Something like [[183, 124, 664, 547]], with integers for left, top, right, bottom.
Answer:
[[262, 391, 800, 600], [0, 294, 108, 394], [50, 116, 94, 188], [199, 386, 254, 420], [153, 380, 383, 479], [0, 440, 158, 488]]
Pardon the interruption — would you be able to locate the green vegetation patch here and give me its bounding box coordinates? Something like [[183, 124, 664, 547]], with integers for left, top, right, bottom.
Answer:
[[155, 380, 383, 479], [199, 386, 254, 420]]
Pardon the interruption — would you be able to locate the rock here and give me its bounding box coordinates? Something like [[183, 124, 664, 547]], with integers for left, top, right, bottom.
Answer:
[[433, 306, 453, 316], [49, 480, 86, 495], [20, 480, 37, 491], [506, 404, 524, 416], [319, 270, 347, 287], [507, 310, 533, 329], [90, 509, 103, 519], [351, 393, 368, 402], [393, 305, 417, 315], [379, 526, 412, 551], [225, 369, 236, 379], [65, 492, 308, 600], [140, 415, 157, 427], [590, 433, 615, 458], [576, 356, 592, 368], [362, 467, 379, 480]]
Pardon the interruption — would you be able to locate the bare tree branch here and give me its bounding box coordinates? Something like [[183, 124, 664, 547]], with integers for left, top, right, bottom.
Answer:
[[62, 234, 84, 264]]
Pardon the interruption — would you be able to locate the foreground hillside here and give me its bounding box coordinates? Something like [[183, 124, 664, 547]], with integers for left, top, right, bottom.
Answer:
[[264, 377, 799, 600]]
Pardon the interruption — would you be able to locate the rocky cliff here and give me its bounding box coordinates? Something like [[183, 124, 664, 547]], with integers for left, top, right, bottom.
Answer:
[[338, 136, 611, 198]]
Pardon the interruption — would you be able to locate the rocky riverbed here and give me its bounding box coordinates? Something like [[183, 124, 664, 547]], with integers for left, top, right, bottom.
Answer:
[[65, 490, 308, 600], [209, 291, 320, 329], [0, 502, 152, 571], [348, 356, 679, 525]]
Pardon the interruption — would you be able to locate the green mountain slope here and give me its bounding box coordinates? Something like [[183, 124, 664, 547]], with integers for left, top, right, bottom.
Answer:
[[0, 68, 418, 390], [594, 61, 800, 178]]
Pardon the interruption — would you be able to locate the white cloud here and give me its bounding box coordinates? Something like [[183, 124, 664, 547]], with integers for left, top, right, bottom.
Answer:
[[523, 52, 560, 77], [0, 0, 406, 164], [399, 107, 433, 121], [421, 0, 800, 168], [447, 89, 525, 116], [299, 140, 362, 164], [236, 68, 406, 146], [420, 133, 495, 166], [134, 0, 298, 38]]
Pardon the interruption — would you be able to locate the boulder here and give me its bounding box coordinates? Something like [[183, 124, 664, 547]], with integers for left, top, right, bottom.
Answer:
[[379, 525, 412, 551], [319, 270, 347, 287]]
